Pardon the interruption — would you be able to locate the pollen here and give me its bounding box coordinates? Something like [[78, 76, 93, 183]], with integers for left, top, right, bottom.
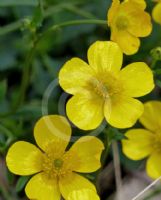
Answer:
[[42, 142, 79, 179], [89, 73, 123, 100], [115, 15, 129, 30]]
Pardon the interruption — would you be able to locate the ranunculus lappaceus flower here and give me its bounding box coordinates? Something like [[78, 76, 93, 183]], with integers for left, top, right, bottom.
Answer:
[[6, 115, 104, 200], [107, 0, 152, 55], [59, 41, 154, 130], [152, 0, 161, 25], [67, 189, 100, 200], [122, 101, 161, 179]]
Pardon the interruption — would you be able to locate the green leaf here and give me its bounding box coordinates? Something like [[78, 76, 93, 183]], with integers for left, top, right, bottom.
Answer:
[[0, 80, 7, 102], [156, 79, 161, 88], [0, 0, 38, 7], [16, 176, 30, 193], [107, 127, 126, 142], [31, 6, 43, 30]]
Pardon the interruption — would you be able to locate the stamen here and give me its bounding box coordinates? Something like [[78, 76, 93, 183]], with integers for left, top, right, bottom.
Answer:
[[54, 159, 63, 169], [116, 16, 129, 30]]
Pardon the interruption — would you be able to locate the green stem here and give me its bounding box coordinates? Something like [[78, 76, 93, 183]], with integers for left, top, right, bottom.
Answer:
[[0, 20, 23, 36], [151, 59, 157, 69], [38, 19, 106, 41], [112, 141, 123, 200]]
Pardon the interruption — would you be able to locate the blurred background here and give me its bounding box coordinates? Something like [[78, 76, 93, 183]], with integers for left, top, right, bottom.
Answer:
[[0, 0, 161, 199]]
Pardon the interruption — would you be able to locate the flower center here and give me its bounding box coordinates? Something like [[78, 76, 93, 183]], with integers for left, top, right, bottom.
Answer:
[[116, 16, 129, 30], [89, 73, 123, 100], [53, 159, 64, 169], [42, 143, 79, 179]]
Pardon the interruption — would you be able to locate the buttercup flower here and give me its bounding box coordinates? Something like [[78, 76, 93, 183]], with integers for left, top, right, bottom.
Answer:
[[6, 115, 104, 200], [67, 189, 100, 200], [59, 41, 154, 130], [122, 101, 161, 179], [152, 0, 161, 25], [107, 0, 152, 55]]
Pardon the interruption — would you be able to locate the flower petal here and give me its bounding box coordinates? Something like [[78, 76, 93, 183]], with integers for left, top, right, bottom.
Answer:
[[34, 115, 71, 152], [67, 189, 100, 200], [69, 136, 104, 173], [121, 1, 152, 37], [108, 0, 120, 26], [140, 101, 161, 132], [152, 3, 161, 25], [87, 41, 123, 74], [6, 141, 43, 176], [25, 173, 60, 200], [59, 58, 93, 95], [59, 172, 96, 200], [146, 153, 161, 179], [128, 0, 146, 9], [120, 62, 154, 97], [112, 30, 140, 55], [66, 92, 104, 130], [104, 96, 144, 128], [122, 129, 153, 160]]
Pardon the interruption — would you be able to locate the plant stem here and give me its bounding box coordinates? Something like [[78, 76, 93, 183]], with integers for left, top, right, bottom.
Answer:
[[112, 141, 123, 200], [0, 20, 23, 36]]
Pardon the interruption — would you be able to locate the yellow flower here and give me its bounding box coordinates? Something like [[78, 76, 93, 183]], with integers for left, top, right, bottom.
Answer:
[[152, 0, 161, 25], [59, 41, 154, 130], [6, 115, 104, 200], [122, 101, 161, 179], [67, 189, 100, 200], [107, 0, 152, 55]]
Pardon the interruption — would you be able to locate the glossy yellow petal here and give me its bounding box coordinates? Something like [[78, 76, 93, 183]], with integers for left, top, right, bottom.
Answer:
[[105, 97, 144, 128], [67, 189, 100, 200], [59, 58, 93, 95], [125, 7, 152, 37], [59, 172, 96, 200], [34, 115, 71, 152], [112, 29, 140, 55], [122, 129, 153, 160], [146, 153, 161, 179], [87, 41, 123, 74], [6, 141, 43, 176], [120, 62, 154, 97], [25, 172, 60, 200], [69, 136, 104, 173], [140, 101, 161, 132], [108, 0, 120, 26], [152, 3, 161, 25], [66, 92, 104, 130], [124, 0, 146, 10]]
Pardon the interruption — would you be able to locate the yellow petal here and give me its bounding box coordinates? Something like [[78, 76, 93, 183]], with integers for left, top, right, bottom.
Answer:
[[59, 58, 93, 95], [140, 101, 161, 132], [120, 62, 154, 97], [152, 3, 161, 25], [59, 172, 96, 200], [6, 141, 43, 176], [69, 136, 104, 173], [124, 0, 146, 10], [66, 92, 104, 130], [25, 173, 60, 200], [108, 0, 120, 26], [87, 41, 123, 74], [146, 153, 161, 179], [34, 115, 71, 152], [112, 30, 140, 55], [125, 7, 152, 37], [122, 129, 153, 160], [105, 97, 144, 128], [67, 189, 100, 200]]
